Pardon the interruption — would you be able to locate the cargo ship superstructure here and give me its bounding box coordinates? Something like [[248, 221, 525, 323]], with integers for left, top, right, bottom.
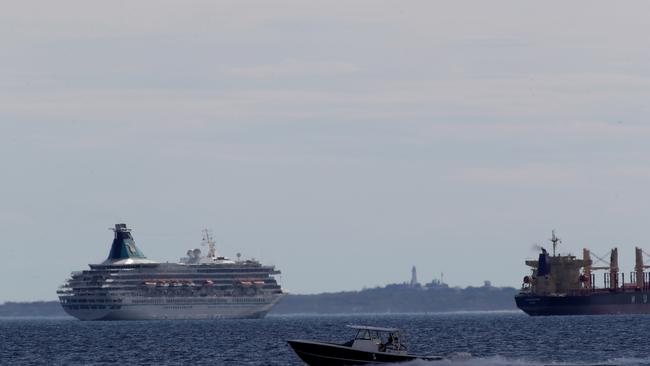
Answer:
[[58, 224, 284, 320], [515, 231, 650, 315]]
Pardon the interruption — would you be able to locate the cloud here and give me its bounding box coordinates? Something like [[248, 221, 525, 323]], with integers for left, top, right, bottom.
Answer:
[[5, 0, 650, 300], [458, 164, 581, 187], [225, 59, 362, 78]]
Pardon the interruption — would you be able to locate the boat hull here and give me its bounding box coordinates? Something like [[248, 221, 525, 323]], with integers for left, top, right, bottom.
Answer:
[[516, 292, 650, 316], [287, 340, 441, 366]]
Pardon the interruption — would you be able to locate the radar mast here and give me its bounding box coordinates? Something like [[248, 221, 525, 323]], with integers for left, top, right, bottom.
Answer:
[[201, 229, 217, 259], [549, 230, 562, 257]]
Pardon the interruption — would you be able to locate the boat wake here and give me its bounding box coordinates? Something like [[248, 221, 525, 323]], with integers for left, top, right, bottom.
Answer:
[[394, 355, 650, 366]]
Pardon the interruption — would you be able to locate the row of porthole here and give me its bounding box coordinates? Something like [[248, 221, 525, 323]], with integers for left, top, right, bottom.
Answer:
[[65, 305, 121, 310]]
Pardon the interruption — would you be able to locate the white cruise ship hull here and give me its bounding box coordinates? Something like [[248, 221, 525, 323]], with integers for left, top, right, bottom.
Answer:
[[62, 295, 285, 321]]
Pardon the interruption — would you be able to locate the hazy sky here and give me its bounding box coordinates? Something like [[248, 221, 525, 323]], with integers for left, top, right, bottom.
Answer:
[[3, 1, 650, 302]]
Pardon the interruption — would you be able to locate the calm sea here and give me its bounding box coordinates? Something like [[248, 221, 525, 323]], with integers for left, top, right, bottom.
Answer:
[[2, 312, 650, 365]]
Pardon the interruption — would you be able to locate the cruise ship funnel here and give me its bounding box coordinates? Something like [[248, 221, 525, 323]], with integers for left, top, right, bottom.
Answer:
[[105, 223, 147, 263]]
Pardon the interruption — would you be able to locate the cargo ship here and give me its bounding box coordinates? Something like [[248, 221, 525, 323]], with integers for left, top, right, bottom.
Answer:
[[57, 224, 285, 320], [515, 231, 650, 316]]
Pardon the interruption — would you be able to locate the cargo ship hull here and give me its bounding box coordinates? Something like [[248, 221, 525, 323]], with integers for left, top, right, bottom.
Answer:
[[515, 292, 650, 316]]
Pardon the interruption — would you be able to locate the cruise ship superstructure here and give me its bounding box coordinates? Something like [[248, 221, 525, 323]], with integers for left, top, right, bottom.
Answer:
[[58, 224, 284, 320]]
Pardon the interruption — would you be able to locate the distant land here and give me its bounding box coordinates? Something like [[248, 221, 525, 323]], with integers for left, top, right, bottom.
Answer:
[[0, 301, 68, 317], [1, 281, 519, 317], [272, 280, 518, 314]]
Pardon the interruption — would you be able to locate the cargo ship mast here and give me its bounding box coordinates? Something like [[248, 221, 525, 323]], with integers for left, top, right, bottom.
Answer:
[[550, 230, 561, 257]]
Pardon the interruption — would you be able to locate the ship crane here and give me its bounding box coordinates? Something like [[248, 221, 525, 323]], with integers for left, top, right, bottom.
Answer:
[[585, 249, 620, 290], [633, 247, 650, 289], [581, 248, 617, 290], [589, 251, 612, 271], [639, 248, 650, 267]]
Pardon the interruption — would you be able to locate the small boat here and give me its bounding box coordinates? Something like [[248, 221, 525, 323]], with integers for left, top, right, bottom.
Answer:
[[288, 325, 452, 365]]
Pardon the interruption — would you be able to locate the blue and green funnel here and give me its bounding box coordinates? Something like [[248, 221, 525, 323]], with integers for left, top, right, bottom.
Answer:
[[107, 223, 147, 261]]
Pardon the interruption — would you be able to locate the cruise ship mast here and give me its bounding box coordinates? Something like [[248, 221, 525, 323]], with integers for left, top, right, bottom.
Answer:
[[201, 229, 217, 259]]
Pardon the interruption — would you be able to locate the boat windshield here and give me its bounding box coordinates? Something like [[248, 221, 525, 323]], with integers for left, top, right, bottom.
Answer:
[[355, 329, 391, 344], [355, 329, 371, 340], [347, 326, 407, 353]]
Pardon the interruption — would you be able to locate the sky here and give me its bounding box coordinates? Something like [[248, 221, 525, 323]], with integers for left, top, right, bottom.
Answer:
[[3, 1, 650, 302]]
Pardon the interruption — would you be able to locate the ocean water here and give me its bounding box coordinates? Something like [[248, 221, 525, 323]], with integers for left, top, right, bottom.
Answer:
[[2, 312, 650, 365]]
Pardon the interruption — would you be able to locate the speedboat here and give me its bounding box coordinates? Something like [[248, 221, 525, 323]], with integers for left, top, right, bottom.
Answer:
[[288, 325, 453, 365]]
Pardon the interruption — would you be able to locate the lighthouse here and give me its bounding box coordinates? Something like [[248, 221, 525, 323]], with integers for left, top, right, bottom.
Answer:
[[410, 265, 419, 287]]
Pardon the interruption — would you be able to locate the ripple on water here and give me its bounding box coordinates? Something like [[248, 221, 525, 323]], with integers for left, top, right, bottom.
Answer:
[[3, 313, 650, 365]]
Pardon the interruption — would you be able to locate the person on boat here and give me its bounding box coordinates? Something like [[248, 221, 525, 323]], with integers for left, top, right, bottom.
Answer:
[[382, 334, 395, 351]]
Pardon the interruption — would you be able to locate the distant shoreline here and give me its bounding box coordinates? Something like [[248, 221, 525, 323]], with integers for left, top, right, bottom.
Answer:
[[268, 309, 523, 317], [271, 283, 518, 314]]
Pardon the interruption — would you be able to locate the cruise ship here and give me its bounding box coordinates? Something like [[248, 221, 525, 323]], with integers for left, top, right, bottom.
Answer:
[[57, 224, 285, 320]]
